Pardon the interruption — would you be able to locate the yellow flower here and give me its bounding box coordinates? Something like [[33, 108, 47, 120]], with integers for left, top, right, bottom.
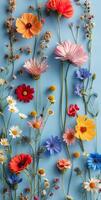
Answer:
[[49, 85, 57, 91], [75, 115, 96, 141], [30, 110, 37, 117], [48, 95, 56, 104], [0, 151, 6, 164], [73, 152, 80, 158], [48, 109, 54, 116]]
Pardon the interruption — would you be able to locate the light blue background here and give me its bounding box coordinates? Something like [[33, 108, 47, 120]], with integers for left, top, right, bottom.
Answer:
[[0, 0, 101, 199]]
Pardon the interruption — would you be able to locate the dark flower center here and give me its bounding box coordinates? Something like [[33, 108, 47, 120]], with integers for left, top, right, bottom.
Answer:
[[25, 23, 32, 29], [80, 126, 87, 133], [93, 158, 99, 163], [18, 160, 26, 168]]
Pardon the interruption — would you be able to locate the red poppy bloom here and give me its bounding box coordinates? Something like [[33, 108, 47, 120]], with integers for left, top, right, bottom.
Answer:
[[67, 104, 79, 117], [46, 0, 74, 18], [8, 154, 32, 173], [15, 84, 34, 103]]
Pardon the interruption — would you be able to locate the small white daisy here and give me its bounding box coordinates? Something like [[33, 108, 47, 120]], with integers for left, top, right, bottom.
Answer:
[[7, 96, 16, 105], [18, 113, 27, 119], [83, 178, 101, 193], [0, 138, 9, 146], [9, 126, 22, 138], [0, 150, 6, 164], [8, 104, 19, 113]]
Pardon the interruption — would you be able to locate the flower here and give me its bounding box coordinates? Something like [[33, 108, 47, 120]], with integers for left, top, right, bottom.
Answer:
[[15, 84, 34, 103], [18, 113, 27, 119], [9, 126, 22, 138], [83, 178, 101, 192], [74, 68, 91, 80], [44, 136, 61, 155], [48, 95, 56, 104], [7, 174, 22, 186], [49, 85, 57, 91], [23, 58, 48, 79], [63, 129, 76, 145], [16, 13, 42, 39], [30, 110, 37, 117], [28, 117, 43, 129], [74, 83, 83, 97], [8, 154, 32, 173], [0, 79, 6, 86], [34, 197, 39, 200], [57, 159, 71, 171], [67, 104, 79, 117], [87, 153, 101, 170], [0, 138, 9, 146], [55, 41, 88, 66], [46, 0, 74, 19], [8, 104, 19, 113], [38, 168, 46, 176], [73, 152, 80, 158], [0, 150, 6, 164], [7, 96, 16, 105], [75, 115, 96, 141]]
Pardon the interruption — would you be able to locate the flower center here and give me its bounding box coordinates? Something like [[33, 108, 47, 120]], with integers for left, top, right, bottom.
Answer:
[[18, 160, 26, 168], [89, 182, 96, 189], [67, 133, 74, 140], [12, 130, 18, 136], [25, 23, 32, 29], [80, 126, 87, 133], [23, 91, 28, 96]]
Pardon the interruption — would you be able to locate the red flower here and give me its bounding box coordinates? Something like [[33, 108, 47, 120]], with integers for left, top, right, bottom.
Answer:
[[15, 84, 34, 103], [46, 0, 74, 18], [8, 154, 32, 173], [67, 104, 79, 117]]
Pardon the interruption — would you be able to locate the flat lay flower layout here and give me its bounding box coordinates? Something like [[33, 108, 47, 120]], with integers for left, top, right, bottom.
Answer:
[[0, 0, 100, 200]]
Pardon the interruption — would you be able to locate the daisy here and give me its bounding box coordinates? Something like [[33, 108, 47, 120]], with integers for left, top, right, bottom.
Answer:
[[7, 96, 16, 105], [83, 178, 101, 192], [9, 126, 22, 138], [0, 138, 9, 146], [8, 104, 19, 113], [0, 79, 6, 86], [0, 150, 6, 164], [18, 113, 27, 119]]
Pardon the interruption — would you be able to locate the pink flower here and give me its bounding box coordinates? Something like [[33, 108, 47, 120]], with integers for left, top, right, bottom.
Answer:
[[67, 104, 79, 117], [28, 117, 43, 129], [34, 196, 39, 200], [23, 58, 48, 79], [55, 41, 88, 66], [63, 128, 76, 145]]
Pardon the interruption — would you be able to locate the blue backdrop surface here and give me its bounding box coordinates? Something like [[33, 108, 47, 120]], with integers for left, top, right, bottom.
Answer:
[[0, 0, 101, 200]]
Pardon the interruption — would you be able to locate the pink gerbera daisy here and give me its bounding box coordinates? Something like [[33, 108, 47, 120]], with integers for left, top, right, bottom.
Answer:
[[23, 58, 48, 79], [55, 41, 88, 67], [63, 128, 76, 145]]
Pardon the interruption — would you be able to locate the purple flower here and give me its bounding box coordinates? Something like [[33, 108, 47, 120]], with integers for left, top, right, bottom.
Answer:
[[74, 68, 91, 80], [74, 83, 83, 97], [44, 136, 61, 155]]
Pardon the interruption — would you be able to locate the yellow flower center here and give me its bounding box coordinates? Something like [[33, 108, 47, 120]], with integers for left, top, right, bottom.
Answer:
[[23, 91, 28, 96], [80, 126, 87, 133], [89, 182, 96, 189], [12, 130, 18, 136], [25, 23, 32, 29]]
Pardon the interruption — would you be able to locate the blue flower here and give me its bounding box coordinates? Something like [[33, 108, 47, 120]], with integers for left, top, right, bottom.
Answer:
[[87, 153, 101, 170], [7, 174, 22, 186], [44, 136, 61, 155], [74, 83, 83, 97], [74, 68, 91, 80]]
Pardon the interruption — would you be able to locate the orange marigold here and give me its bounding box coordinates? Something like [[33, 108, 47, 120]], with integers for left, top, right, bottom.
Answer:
[[16, 13, 43, 39]]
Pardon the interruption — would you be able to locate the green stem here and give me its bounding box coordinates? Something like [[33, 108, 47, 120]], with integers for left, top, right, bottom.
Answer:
[[67, 161, 73, 195], [14, 189, 16, 200], [61, 173, 66, 197], [57, 15, 62, 43]]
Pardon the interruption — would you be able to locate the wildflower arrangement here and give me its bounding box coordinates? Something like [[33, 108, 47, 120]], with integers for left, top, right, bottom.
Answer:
[[0, 0, 100, 200]]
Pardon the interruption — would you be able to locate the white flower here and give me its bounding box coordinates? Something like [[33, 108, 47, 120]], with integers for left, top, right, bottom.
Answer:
[[0, 138, 9, 146], [83, 178, 101, 193], [41, 190, 46, 196], [0, 79, 6, 86], [18, 113, 27, 119], [0, 150, 6, 164], [7, 96, 16, 105], [8, 104, 19, 113], [9, 126, 22, 138]]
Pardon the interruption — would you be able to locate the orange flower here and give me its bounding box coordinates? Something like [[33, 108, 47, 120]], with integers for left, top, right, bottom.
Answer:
[[46, 0, 74, 18], [16, 13, 43, 39], [57, 159, 71, 171]]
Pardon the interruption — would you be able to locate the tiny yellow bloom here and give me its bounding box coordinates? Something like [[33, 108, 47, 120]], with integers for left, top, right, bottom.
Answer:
[[30, 110, 37, 117], [0, 151, 6, 164], [49, 85, 57, 91], [48, 95, 56, 104], [0, 138, 9, 146], [73, 152, 80, 158], [48, 109, 54, 116]]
